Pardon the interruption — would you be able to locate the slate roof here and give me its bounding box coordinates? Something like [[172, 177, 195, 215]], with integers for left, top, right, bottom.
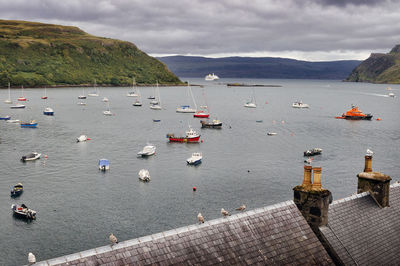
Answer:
[[35, 201, 333, 266], [320, 183, 400, 266]]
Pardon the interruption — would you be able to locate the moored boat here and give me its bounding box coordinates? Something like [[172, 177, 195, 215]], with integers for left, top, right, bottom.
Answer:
[[43, 107, 54, 116], [138, 169, 151, 182], [10, 104, 25, 109], [304, 148, 322, 156], [7, 119, 20, 123], [102, 97, 109, 102], [335, 105, 373, 120], [21, 152, 41, 162], [10, 183, 23, 197], [20, 120, 38, 128], [194, 110, 209, 118], [0, 115, 11, 120], [167, 127, 201, 143], [200, 119, 222, 128], [137, 144, 156, 157], [11, 204, 36, 219], [292, 101, 309, 108], [77, 135, 89, 142], [176, 105, 196, 113], [17, 86, 26, 101], [133, 99, 142, 106], [186, 152, 202, 165], [388, 92, 395, 97], [267, 132, 277, 136], [99, 159, 110, 171]]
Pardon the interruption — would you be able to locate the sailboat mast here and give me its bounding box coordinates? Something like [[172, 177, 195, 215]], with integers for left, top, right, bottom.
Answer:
[[188, 83, 197, 110], [8, 82, 11, 99]]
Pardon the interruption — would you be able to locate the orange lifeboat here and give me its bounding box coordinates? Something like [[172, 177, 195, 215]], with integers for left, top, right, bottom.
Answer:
[[335, 105, 373, 120]]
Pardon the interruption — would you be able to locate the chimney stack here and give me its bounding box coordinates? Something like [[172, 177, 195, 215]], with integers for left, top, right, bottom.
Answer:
[[357, 155, 391, 207], [293, 166, 331, 231]]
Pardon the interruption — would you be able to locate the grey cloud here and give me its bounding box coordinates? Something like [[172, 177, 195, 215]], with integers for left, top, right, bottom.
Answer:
[[0, 0, 399, 60]]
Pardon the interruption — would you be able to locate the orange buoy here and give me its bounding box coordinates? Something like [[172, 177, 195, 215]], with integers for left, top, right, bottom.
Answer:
[[376, 118, 381, 121], [87, 138, 91, 140], [193, 186, 197, 191], [44, 155, 48, 159], [201, 140, 203, 143]]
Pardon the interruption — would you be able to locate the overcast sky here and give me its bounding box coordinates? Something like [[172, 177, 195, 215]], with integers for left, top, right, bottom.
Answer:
[[1, 0, 399, 61]]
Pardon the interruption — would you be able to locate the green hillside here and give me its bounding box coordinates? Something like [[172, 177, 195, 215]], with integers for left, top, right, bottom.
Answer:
[[346, 44, 400, 84], [0, 20, 182, 87]]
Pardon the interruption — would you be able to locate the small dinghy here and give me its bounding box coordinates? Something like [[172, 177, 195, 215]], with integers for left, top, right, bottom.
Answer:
[[137, 144, 156, 157], [11, 204, 36, 219], [200, 119, 222, 128], [10, 183, 23, 197], [138, 169, 151, 182], [77, 102, 86, 105], [21, 152, 41, 162], [187, 152, 202, 165], [153, 119, 161, 122], [304, 148, 322, 156], [99, 159, 110, 171], [267, 132, 277, 136], [76, 135, 89, 142]]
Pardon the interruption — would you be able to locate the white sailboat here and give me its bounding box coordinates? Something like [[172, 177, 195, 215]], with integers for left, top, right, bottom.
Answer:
[[4, 82, 12, 104], [150, 82, 162, 110], [133, 87, 142, 106], [103, 101, 113, 116], [244, 89, 257, 108], [127, 78, 138, 97], [88, 80, 99, 97], [78, 88, 86, 99], [176, 83, 197, 113]]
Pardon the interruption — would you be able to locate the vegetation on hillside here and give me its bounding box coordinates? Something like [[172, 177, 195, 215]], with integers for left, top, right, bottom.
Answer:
[[0, 20, 182, 87], [346, 44, 400, 84]]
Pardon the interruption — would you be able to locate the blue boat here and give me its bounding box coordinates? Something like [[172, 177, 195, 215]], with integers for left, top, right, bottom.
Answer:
[[43, 107, 54, 116], [0, 116, 11, 120], [20, 120, 38, 128], [10, 183, 23, 197], [98, 159, 110, 171], [153, 119, 161, 122]]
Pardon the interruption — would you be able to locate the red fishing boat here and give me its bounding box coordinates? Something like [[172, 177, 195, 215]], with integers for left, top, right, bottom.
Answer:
[[167, 127, 201, 143], [335, 105, 372, 120]]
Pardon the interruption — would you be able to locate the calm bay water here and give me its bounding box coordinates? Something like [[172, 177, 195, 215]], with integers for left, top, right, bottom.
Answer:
[[0, 78, 399, 265]]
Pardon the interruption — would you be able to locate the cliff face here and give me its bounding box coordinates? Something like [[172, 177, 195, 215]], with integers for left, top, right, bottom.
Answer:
[[0, 20, 181, 87], [346, 44, 400, 84]]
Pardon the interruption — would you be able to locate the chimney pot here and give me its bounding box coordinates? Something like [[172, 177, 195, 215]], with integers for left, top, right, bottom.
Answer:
[[312, 167, 322, 190], [302, 165, 312, 187], [364, 155, 372, 172]]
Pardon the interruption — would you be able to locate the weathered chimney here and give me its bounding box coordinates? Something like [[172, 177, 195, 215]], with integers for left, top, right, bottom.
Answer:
[[293, 167, 331, 231], [357, 155, 391, 207]]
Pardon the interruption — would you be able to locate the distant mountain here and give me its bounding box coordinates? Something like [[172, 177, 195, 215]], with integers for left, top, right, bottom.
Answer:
[[346, 44, 400, 84], [0, 20, 181, 87], [157, 56, 362, 79]]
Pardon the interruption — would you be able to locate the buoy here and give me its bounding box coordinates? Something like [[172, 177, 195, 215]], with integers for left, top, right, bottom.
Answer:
[[193, 186, 197, 191], [87, 138, 91, 140], [44, 155, 48, 159], [247, 170, 250, 173], [376, 118, 381, 121], [201, 140, 203, 143]]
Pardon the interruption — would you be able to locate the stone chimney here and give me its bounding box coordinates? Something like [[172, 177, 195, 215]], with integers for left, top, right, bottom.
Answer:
[[293, 166, 331, 231], [357, 155, 391, 208]]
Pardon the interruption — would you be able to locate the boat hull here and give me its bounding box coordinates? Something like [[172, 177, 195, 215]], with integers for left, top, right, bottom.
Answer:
[[187, 159, 202, 165], [10, 105, 25, 109], [43, 111, 54, 116], [41, 96, 48, 99], [10, 190, 23, 197], [169, 136, 200, 143], [194, 113, 209, 118], [18, 98, 27, 101], [344, 115, 372, 120], [0, 116, 11, 120], [21, 123, 38, 128]]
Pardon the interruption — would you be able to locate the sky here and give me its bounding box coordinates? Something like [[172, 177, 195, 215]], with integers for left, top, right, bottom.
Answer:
[[1, 0, 400, 61]]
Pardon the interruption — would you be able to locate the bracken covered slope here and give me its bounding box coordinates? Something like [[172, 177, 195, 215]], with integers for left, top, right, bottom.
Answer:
[[0, 20, 182, 87], [346, 44, 400, 84]]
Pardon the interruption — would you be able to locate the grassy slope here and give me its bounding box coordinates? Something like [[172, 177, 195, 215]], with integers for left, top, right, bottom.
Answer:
[[0, 20, 182, 87], [346, 45, 400, 84]]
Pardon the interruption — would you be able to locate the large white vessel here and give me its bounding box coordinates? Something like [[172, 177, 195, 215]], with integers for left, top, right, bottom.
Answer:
[[205, 73, 219, 81]]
